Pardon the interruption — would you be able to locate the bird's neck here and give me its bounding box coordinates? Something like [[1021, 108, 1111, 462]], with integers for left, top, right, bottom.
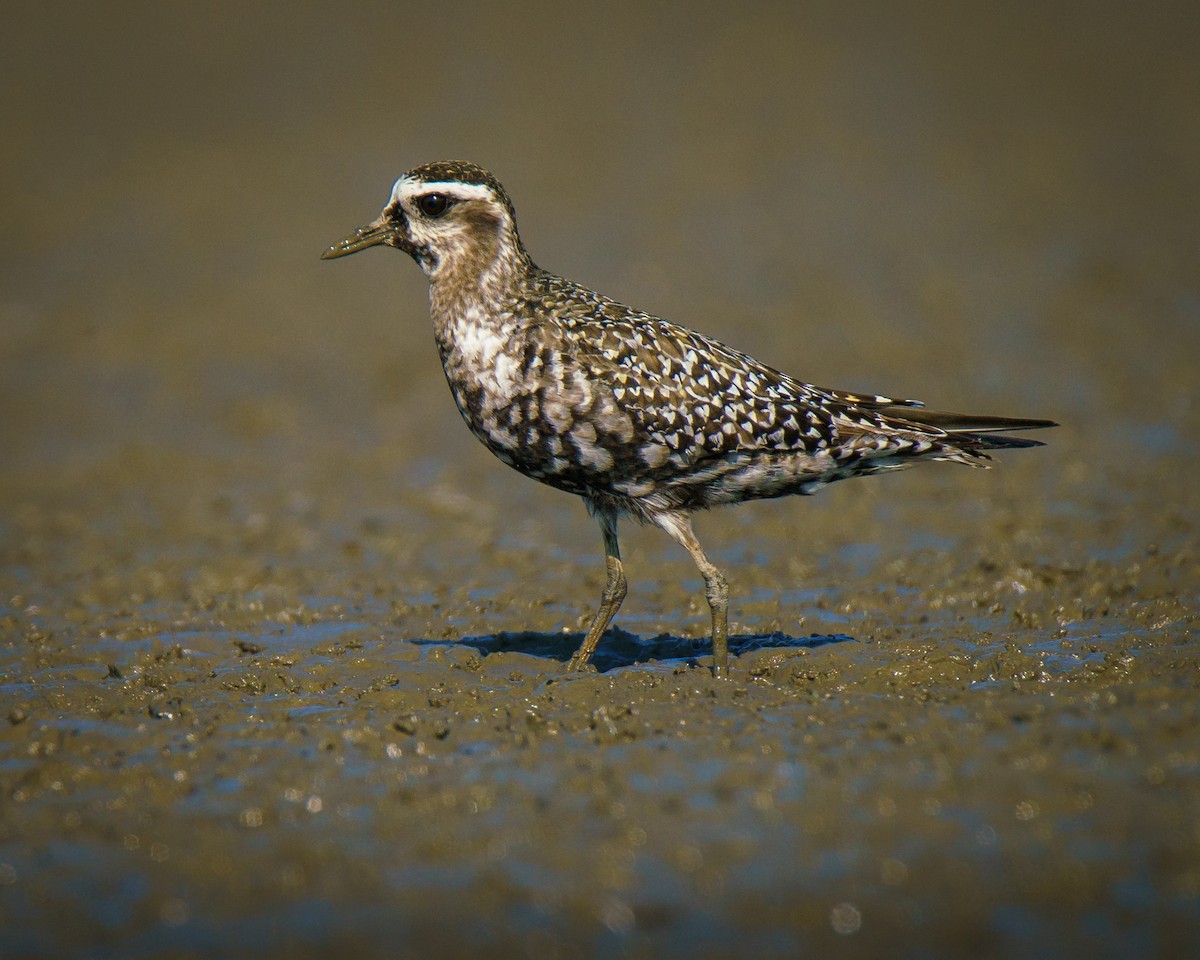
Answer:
[[428, 231, 534, 325], [427, 241, 537, 406]]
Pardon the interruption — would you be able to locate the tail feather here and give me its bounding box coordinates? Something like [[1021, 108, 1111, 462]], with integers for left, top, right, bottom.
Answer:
[[877, 407, 1059, 434], [876, 407, 1058, 453], [965, 433, 1047, 450]]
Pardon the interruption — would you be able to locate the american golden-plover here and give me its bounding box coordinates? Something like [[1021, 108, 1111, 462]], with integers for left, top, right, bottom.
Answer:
[[323, 161, 1055, 678]]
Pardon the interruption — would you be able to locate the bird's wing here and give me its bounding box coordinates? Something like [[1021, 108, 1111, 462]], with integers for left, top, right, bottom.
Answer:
[[533, 274, 1055, 478], [545, 284, 921, 462]]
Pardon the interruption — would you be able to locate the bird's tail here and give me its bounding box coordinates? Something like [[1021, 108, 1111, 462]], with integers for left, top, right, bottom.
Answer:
[[878, 407, 1059, 450]]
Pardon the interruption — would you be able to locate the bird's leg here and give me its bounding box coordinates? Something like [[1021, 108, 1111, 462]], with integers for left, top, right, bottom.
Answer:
[[567, 505, 627, 672], [655, 511, 729, 679]]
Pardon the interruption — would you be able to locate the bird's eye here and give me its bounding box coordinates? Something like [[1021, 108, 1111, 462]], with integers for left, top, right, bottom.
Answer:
[[417, 193, 454, 218]]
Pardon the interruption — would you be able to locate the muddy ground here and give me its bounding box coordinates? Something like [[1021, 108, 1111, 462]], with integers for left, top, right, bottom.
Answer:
[[2, 3, 1198, 958]]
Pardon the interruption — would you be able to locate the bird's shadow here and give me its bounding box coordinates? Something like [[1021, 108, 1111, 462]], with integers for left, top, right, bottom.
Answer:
[[412, 628, 853, 673]]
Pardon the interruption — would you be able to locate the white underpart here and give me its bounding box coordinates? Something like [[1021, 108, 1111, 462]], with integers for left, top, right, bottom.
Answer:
[[448, 304, 520, 399]]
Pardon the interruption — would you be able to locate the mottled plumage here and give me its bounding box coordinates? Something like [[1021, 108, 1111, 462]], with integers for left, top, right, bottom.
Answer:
[[323, 160, 1056, 677]]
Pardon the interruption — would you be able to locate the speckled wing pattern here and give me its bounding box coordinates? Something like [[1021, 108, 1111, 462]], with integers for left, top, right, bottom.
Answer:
[[520, 272, 986, 514]]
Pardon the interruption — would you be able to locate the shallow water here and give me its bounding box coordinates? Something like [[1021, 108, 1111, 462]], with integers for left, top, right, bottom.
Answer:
[[3, 2, 1199, 958]]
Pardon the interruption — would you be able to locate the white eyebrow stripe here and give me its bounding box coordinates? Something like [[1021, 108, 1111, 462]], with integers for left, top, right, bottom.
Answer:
[[390, 177, 494, 206]]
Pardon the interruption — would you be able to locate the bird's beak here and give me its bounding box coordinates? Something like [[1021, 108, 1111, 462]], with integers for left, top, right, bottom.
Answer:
[[321, 216, 396, 259]]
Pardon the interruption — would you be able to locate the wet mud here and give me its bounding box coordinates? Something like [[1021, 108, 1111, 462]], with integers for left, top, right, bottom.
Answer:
[[3, 2, 1199, 958]]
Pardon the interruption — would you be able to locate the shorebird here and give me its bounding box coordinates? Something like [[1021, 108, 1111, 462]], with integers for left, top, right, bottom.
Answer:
[[323, 161, 1055, 677]]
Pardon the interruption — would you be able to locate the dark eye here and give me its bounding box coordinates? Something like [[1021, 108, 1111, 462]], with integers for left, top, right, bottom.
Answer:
[[416, 193, 454, 218]]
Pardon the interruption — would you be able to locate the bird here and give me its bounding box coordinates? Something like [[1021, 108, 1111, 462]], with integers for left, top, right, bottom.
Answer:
[[322, 161, 1056, 678]]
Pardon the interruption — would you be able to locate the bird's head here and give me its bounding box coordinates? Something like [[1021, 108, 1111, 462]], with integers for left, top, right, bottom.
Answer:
[[322, 161, 531, 287]]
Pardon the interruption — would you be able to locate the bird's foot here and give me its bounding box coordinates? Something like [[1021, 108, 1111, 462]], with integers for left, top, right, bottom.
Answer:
[[565, 654, 594, 673]]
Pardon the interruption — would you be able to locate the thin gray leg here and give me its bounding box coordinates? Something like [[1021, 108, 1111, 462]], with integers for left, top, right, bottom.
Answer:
[[654, 511, 729, 678], [567, 503, 627, 671]]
